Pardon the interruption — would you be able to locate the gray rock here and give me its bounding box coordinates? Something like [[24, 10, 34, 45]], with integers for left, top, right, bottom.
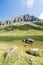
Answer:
[[23, 38, 34, 44], [0, 14, 40, 26], [4, 46, 18, 62]]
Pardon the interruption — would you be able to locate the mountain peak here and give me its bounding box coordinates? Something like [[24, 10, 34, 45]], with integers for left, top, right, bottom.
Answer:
[[0, 14, 40, 26]]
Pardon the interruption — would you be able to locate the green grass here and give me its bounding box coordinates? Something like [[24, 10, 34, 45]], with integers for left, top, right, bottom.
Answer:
[[0, 24, 43, 31], [0, 30, 43, 50], [0, 29, 43, 50], [0, 29, 43, 36], [34, 21, 43, 26], [0, 35, 43, 41], [0, 23, 43, 65], [1, 47, 43, 65]]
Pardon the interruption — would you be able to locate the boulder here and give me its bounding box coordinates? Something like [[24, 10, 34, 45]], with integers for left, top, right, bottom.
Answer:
[[26, 48, 42, 57], [23, 38, 34, 44], [4, 46, 18, 62]]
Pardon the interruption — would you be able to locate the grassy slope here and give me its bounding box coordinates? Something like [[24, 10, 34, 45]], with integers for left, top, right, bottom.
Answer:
[[1, 47, 43, 65], [34, 21, 43, 26], [0, 29, 43, 50], [0, 23, 43, 65]]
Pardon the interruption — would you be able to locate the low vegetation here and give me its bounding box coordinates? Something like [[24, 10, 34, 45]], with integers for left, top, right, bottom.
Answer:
[[1, 46, 43, 65], [0, 23, 43, 31], [0, 22, 43, 65], [34, 21, 43, 26]]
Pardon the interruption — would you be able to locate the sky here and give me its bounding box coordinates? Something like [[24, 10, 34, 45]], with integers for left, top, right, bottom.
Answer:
[[0, 0, 43, 20]]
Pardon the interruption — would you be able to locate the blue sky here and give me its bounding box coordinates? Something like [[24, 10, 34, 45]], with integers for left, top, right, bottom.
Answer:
[[0, 0, 43, 20]]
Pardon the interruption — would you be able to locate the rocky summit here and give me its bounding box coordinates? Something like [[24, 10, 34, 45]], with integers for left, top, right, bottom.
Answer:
[[0, 14, 39, 26]]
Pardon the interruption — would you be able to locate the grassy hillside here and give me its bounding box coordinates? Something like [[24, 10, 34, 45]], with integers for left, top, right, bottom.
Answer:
[[0, 22, 43, 65], [1, 46, 43, 65], [0, 23, 43, 31], [34, 21, 43, 26]]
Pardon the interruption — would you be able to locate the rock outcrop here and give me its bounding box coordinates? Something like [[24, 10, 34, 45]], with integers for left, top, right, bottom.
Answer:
[[0, 14, 39, 26], [4, 46, 18, 62], [26, 48, 42, 57]]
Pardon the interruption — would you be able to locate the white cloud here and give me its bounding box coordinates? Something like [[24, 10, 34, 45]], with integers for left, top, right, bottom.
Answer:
[[39, 13, 43, 19], [23, 0, 35, 8]]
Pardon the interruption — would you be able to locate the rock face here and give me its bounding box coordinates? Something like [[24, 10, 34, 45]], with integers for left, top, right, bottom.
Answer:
[[0, 14, 39, 26], [23, 38, 34, 44], [4, 46, 18, 62]]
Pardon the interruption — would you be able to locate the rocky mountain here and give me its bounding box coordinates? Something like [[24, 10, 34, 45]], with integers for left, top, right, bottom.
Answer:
[[0, 14, 40, 26]]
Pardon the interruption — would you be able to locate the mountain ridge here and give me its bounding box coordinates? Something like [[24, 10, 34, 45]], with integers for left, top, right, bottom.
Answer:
[[0, 14, 40, 26]]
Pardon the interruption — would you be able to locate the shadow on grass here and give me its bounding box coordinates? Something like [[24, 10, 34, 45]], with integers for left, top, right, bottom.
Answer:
[[0, 35, 43, 42]]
